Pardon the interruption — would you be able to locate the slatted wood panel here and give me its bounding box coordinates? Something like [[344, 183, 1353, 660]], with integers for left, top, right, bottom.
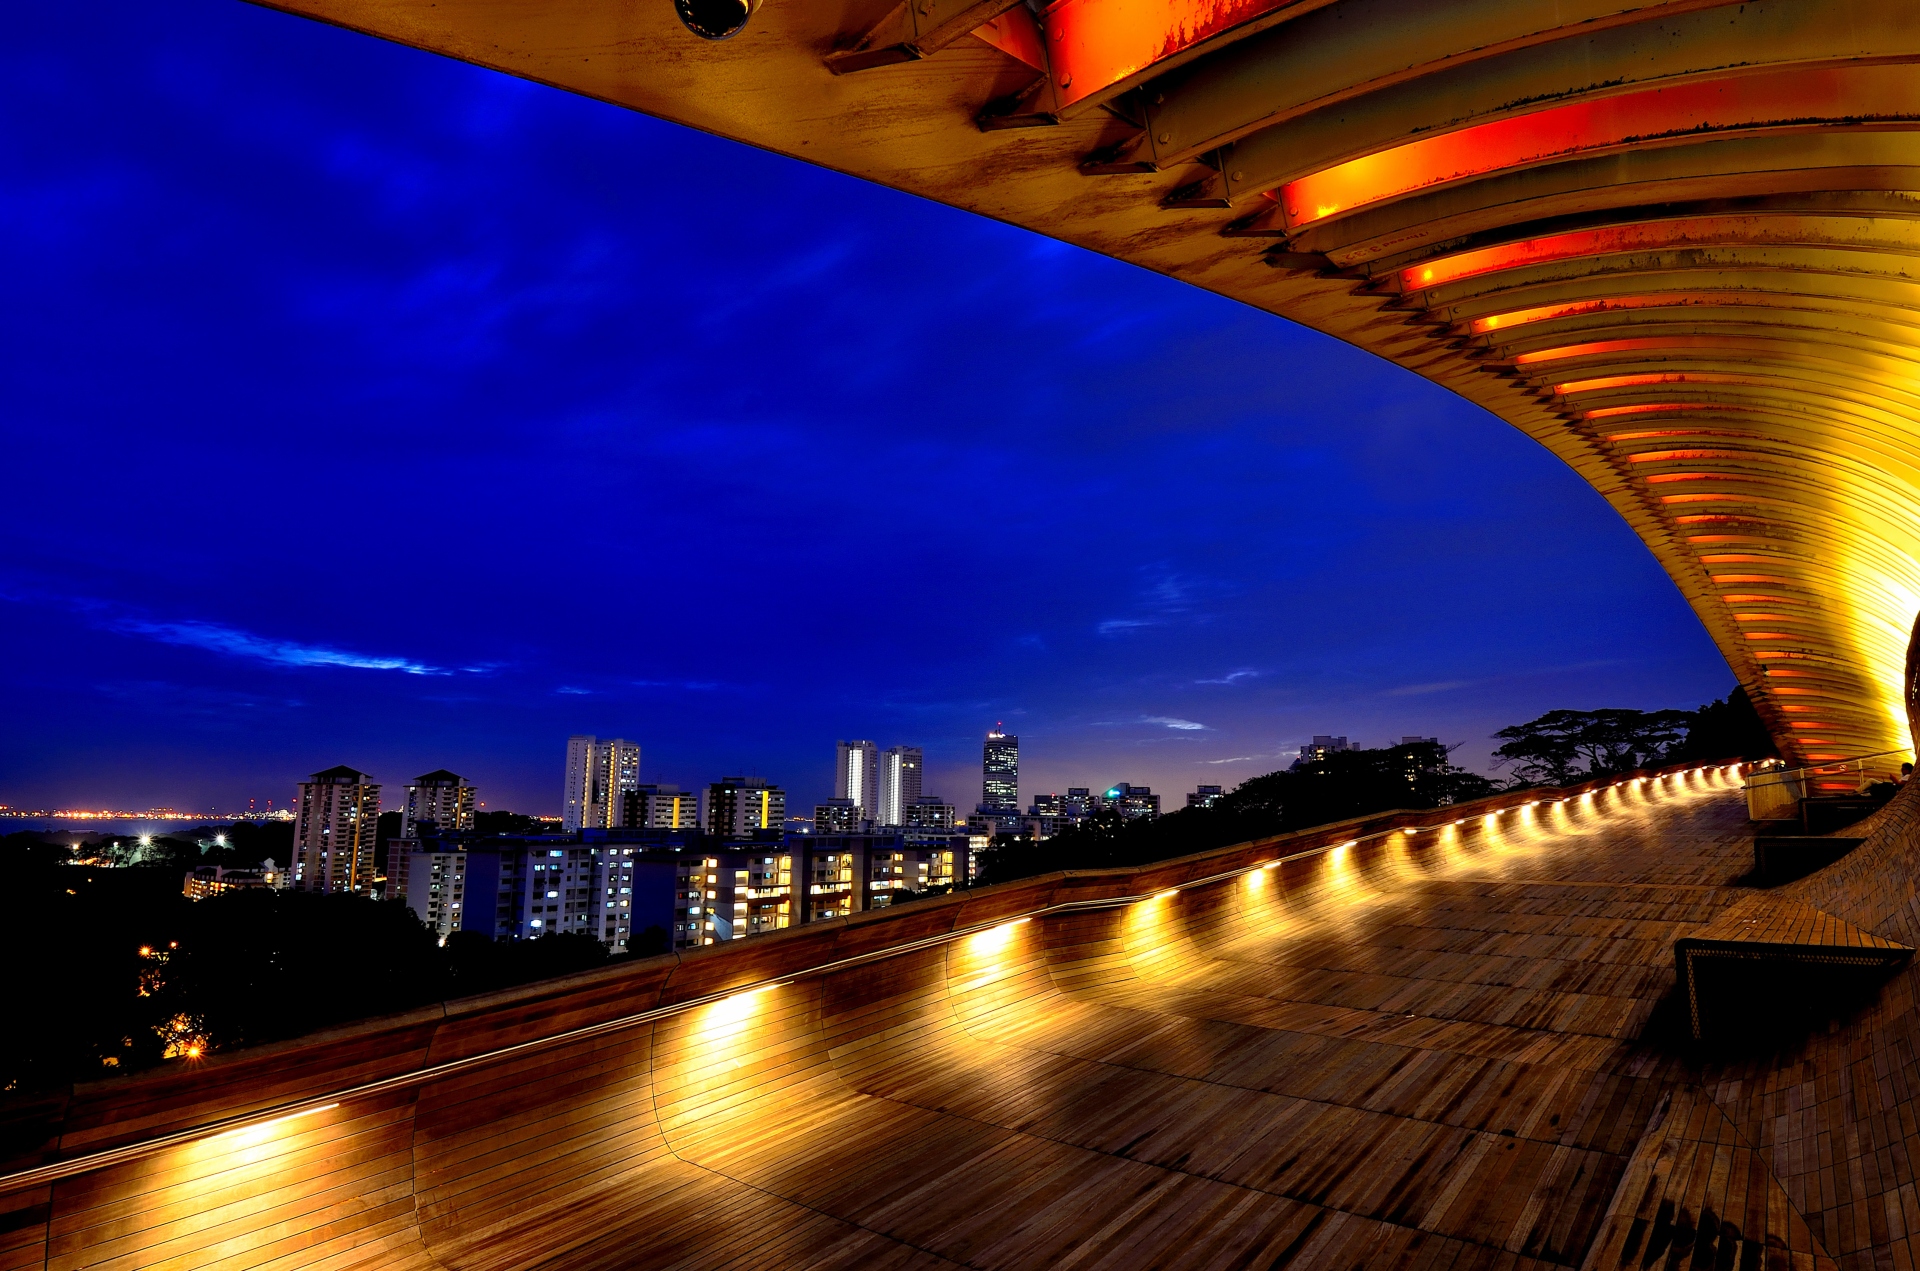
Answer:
[[11, 764, 1873, 1270]]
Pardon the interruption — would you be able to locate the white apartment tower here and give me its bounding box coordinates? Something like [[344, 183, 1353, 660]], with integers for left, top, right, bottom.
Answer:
[[834, 741, 880, 820], [877, 745, 923, 826], [563, 736, 642, 831], [402, 769, 475, 837], [291, 766, 381, 895]]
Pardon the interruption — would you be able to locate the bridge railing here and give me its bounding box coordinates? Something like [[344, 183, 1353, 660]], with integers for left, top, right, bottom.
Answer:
[[1742, 749, 1914, 821]]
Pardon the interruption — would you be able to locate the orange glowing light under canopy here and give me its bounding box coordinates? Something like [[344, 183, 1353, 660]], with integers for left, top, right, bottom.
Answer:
[[1471, 293, 1787, 336], [1625, 450, 1745, 464], [1607, 430, 1753, 442], [1557, 372, 1753, 396], [1294, 64, 1912, 231], [1041, 0, 1301, 112], [1515, 337, 1783, 367], [1584, 404, 1727, 419]]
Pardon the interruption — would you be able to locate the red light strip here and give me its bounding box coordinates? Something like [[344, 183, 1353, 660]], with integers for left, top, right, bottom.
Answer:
[[1040, 0, 1300, 112], [1646, 473, 1767, 484], [1471, 293, 1769, 335], [1586, 405, 1736, 423], [1624, 450, 1747, 463], [1607, 430, 1753, 440], [1515, 336, 1763, 366], [1556, 373, 1749, 395], [1292, 64, 1911, 231]]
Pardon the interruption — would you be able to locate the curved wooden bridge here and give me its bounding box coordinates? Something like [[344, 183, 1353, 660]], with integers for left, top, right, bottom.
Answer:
[[10, 0, 1920, 1265]]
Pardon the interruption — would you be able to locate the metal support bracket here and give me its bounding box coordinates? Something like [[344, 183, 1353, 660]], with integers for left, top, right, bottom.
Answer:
[[826, 0, 1031, 73]]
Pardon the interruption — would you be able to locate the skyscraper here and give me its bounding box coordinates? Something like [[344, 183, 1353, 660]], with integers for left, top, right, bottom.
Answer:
[[981, 727, 1019, 817], [562, 736, 642, 831], [291, 765, 381, 894], [877, 745, 923, 826], [834, 740, 880, 820], [402, 769, 475, 838]]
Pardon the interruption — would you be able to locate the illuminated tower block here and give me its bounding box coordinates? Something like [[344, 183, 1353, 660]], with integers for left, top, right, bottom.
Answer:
[[291, 765, 380, 894]]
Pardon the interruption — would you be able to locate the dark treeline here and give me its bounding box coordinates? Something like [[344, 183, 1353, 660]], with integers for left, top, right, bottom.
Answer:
[[0, 827, 664, 1097], [1490, 688, 1774, 785], [973, 690, 1774, 888], [976, 740, 1494, 884]]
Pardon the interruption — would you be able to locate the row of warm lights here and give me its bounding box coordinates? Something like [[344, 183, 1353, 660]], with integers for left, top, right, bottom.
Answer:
[[725, 767, 1751, 967], [155, 764, 1753, 1175]]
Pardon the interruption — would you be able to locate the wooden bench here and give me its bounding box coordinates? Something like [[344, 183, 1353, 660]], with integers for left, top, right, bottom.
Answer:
[[1674, 894, 1911, 1042]]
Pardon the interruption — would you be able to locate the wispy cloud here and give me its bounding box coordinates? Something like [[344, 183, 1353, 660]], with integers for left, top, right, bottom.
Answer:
[[556, 686, 593, 695], [1202, 754, 1265, 765], [0, 579, 458, 677], [107, 616, 447, 675], [1142, 715, 1208, 731], [1196, 668, 1260, 686], [1097, 619, 1153, 636]]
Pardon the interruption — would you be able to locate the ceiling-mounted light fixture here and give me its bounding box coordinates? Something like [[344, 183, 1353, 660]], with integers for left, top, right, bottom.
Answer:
[[675, 0, 763, 40]]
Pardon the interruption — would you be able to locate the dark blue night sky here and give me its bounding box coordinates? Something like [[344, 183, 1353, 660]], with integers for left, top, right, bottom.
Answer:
[[1, 1, 1734, 816]]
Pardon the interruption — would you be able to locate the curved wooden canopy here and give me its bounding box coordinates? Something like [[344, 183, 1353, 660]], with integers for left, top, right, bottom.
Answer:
[[260, 0, 1920, 761]]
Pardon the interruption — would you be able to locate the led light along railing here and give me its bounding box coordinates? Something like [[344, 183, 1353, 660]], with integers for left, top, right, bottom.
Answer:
[[0, 758, 1747, 1195]]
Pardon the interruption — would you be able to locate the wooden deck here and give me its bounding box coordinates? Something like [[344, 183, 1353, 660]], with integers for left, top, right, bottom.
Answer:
[[12, 765, 1918, 1270]]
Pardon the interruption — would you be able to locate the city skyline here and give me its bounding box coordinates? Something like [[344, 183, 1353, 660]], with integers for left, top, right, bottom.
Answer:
[[2, 723, 1495, 826]]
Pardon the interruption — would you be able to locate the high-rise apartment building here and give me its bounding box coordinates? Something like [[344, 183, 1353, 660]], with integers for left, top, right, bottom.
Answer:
[[877, 745, 923, 826], [981, 727, 1019, 817], [620, 783, 700, 830], [1102, 783, 1161, 820], [397, 848, 469, 941], [402, 769, 475, 838], [834, 741, 880, 820], [291, 766, 381, 894], [813, 797, 863, 834], [904, 796, 954, 830], [562, 736, 641, 831], [705, 777, 786, 839], [1187, 785, 1224, 809]]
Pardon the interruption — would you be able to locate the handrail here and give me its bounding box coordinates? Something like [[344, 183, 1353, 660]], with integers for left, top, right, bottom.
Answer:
[[1745, 748, 1912, 782], [0, 759, 1746, 1195]]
